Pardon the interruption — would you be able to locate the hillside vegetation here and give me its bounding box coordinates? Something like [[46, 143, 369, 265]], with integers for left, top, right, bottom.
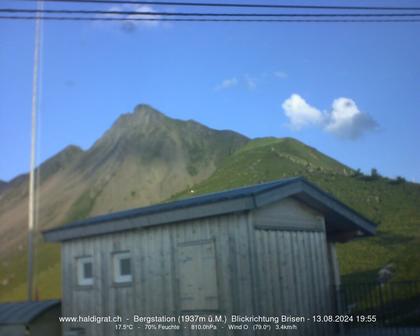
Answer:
[[172, 137, 420, 283]]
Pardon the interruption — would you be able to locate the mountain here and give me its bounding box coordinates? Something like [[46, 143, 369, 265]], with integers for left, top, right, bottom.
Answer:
[[0, 145, 83, 252], [0, 104, 248, 301], [0, 105, 419, 302], [0, 180, 6, 194], [67, 104, 248, 218]]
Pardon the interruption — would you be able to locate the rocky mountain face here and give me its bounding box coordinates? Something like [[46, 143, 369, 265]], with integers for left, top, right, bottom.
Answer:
[[0, 105, 248, 258], [0, 180, 6, 192]]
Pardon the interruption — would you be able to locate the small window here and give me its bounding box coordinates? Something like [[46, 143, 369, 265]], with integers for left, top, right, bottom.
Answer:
[[77, 256, 93, 286], [113, 252, 132, 283], [65, 327, 86, 336]]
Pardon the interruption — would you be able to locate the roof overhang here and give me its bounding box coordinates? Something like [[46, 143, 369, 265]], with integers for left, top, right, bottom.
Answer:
[[0, 300, 60, 325], [43, 177, 376, 242]]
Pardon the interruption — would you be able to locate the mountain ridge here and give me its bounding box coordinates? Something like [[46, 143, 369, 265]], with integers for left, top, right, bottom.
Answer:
[[0, 105, 248, 257]]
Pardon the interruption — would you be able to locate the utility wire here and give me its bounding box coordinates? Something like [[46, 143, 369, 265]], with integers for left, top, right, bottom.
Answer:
[[11, 0, 420, 11], [3, 8, 420, 17], [2, 15, 420, 22]]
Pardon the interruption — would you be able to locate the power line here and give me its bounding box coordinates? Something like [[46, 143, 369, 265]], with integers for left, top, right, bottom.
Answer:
[[2, 15, 420, 22], [12, 0, 420, 11], [3, 8, 420, 17]]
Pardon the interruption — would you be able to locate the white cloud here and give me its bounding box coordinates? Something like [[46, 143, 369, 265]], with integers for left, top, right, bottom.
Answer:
[[325, 98, 377, 139], [274, 71, 288, 79], [215, 77, 238, 91], [215, 75, 256, 91], [216, 70, 288, 92], [282, 94, 378, 139], [99, 4, 163, 32], [282, 94, 324, 130], [244, 74, 257, 90]]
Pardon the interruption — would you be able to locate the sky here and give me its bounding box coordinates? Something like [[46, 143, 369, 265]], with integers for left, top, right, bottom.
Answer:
[[1, 0, 420, 182]]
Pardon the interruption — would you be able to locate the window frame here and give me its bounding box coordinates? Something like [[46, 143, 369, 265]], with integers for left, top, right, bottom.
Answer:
[[112, 251, 133, 284], [76, 256, 94, 286]]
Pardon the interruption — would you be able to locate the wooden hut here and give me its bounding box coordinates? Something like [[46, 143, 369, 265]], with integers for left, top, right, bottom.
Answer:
[[43, 177, 376, 336], [0, 300, 61, 336]]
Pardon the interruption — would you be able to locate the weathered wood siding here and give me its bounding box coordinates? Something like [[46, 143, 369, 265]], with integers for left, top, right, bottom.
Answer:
[[62, 212, 253, 336], [61, 197, 336, 336], [251, 198, 335, 336]]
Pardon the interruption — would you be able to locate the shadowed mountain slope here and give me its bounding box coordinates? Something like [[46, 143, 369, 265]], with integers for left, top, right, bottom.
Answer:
[[0, 105, 248, 301]]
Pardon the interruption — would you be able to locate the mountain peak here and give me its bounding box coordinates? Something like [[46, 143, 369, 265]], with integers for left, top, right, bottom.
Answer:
[[38, 145, 84, 181], [133, 103, 159, 114], [111, 104, 166, 131]]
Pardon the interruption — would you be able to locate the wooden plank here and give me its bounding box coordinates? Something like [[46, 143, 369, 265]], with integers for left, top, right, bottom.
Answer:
[[292, 231, 305, 336], [318, 233, 333, 335], [269, 231, 281, 315], [275, 231, 286, 317], [211, 216, 227, 315], [309, 232, 322, 336], [283, 231, 295, 315], [227, 222, 239, 314], [298, 232, 310, 336], [246, 210, 259, 317], [236, 213, 253, 316], [264, 230, 275, 314]]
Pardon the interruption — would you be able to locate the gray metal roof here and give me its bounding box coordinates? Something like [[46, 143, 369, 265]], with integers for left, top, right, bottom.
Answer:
[[0, 300, 60, 325], [43, 177, 376, 242]]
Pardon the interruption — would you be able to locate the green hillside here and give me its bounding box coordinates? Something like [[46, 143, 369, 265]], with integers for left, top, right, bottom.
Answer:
[[172, 137, 420, 283]]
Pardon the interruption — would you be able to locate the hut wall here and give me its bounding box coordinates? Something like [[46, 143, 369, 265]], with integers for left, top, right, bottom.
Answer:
[[62, 211, 251, 336], [61, 197, 336, 336], [31, 305, 62, 336], [251, 198, 335, 335], [0, 325, 26, 336]]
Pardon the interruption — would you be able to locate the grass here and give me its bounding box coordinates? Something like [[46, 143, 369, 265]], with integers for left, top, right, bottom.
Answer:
[[172, 138, 420, 284], [64, 190, 99, 224], [0, 241, 61, 302]]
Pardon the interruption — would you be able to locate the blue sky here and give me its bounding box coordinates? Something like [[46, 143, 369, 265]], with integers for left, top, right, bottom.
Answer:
[[1, 0, 420, 182]]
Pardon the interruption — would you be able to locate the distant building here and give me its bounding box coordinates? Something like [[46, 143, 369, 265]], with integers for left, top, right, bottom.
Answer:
[[44, 177, 376, 336], [0, 299, 61, 336]]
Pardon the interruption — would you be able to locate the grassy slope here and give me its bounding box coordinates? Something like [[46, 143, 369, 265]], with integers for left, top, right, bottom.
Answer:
[[1, 137, 418, 301], [0, 242, 61, 302], [172, 137, 420, 283]]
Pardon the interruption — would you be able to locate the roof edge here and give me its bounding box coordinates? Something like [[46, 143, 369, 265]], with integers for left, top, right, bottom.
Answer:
[[43, 177, 376, 242], [0, 300, 60, 325], [299, 179, 376, 236]]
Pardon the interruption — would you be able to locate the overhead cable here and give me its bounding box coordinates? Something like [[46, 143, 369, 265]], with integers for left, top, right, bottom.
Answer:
[[1, 15, 420, 22], [11, 0, 420, 11], [2, 8, 420, 17]]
